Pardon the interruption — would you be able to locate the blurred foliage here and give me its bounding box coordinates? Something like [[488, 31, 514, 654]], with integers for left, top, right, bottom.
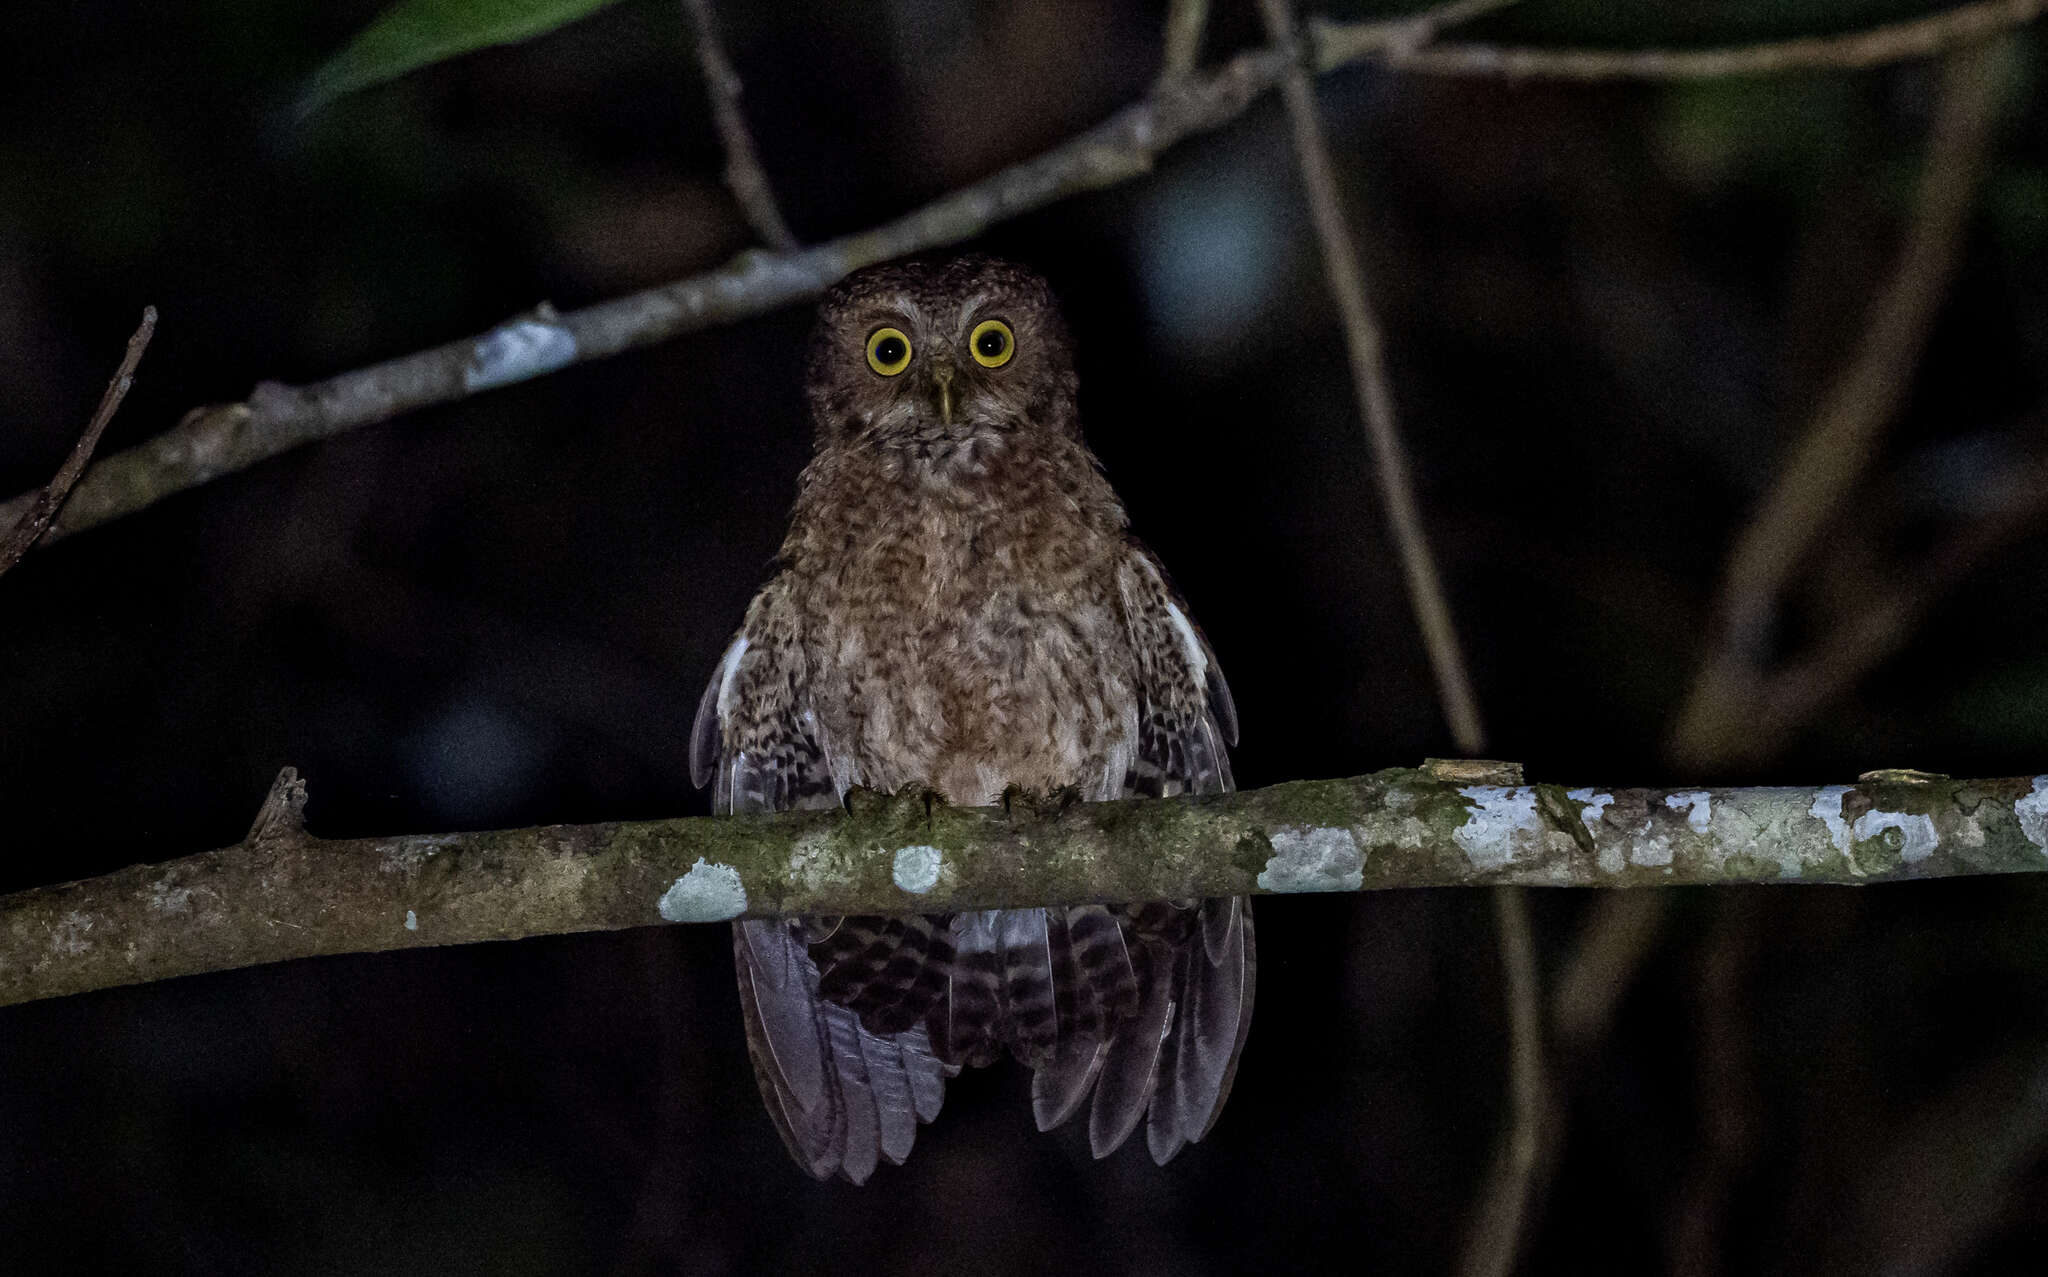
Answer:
[[299, 0, 624, 118]]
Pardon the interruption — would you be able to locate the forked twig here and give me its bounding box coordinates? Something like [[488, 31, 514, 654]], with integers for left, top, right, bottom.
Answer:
[[0, 306, 156, 581]]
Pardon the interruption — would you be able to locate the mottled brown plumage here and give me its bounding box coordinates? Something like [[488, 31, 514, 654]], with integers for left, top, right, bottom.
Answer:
[[692, 256, 1253, 1182]]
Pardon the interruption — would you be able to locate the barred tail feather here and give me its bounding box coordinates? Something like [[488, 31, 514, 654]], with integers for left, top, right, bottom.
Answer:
[[1087, 943, 1176, 1158], [733, 918, 951, 1184]]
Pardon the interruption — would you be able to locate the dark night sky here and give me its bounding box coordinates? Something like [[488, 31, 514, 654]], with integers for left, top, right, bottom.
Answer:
[[4, 2, 2048, 1273]]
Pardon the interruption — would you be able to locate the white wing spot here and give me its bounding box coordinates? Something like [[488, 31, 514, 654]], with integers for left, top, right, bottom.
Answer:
[[715, 636, 750, 720], [1163, 599, 1208, 682]]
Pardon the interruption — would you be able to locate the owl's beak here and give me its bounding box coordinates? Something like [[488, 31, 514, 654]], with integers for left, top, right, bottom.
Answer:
[[930, 364, 955, 425]]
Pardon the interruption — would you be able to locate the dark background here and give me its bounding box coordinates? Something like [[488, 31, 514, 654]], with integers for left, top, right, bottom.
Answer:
[[5, 1, 2048, 1272]]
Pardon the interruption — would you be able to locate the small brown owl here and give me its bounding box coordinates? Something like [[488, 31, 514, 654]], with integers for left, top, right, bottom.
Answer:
[[691, 255, 1252, 1182]]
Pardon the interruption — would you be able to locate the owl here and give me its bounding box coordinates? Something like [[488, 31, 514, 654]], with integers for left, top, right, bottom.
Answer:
[[691, 255, 1253, 1182]]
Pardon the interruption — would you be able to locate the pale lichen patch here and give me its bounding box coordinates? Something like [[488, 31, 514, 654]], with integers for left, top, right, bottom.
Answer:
[[404, 910, 418, 932], [658, 859, 748, 923], [1853, 810, 1939, 863], [1631, 819, 1674, 868], [1259, 826, 1364, 892], [1567, 788, 1614, 835], [1453, 787, 1543, 871], [463, 318, 578, 392], [1810, 786, 1853, 854], [2015, 777, 2048, 857], [787, 829, 861, 894], [148, 881, 194, 915], [1665, 791, 1713, 833], [892, 844, 943, 894], [51, 911, 94, 957]]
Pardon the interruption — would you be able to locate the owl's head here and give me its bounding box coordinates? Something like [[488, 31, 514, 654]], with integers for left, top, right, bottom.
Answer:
[[804, 255, 1079, 455]]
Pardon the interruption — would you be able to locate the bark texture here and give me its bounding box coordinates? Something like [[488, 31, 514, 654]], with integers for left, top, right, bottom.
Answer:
[[5, 766, 2044, 1009]]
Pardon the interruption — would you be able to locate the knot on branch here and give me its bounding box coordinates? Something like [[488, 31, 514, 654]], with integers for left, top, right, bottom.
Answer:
[[244, 767, 309, 848]]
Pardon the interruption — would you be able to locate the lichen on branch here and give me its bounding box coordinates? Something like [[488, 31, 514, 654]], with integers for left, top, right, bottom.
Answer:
[[3, 767, 2044, 1010]]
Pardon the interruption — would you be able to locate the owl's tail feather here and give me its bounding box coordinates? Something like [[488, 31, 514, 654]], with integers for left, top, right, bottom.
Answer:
[[1033, 897, 1257, 1164], [1145, 894, 1256, 1161], [733, 918, 951, 1185]]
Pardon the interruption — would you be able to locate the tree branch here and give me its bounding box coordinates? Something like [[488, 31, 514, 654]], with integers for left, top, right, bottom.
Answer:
[[1158, 0, 1210, 84], [4, 766, 2044, 1010], [1339, 0, 2045, 80], [1457, 882, 1553, 1277], [9, 3, 2044, 549], [0, 306, 155, 580], [681, 0, 797, 251], [1258, 0, 1491, 754], [1669, 39, 2007, 768]]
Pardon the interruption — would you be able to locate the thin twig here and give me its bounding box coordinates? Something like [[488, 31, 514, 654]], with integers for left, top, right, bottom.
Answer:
[[1260, 0, 1552, 1267], [1257, 0, 1490, 754], [0, 5, 1442, 547], [1336, 0, 2046, 80], [1551, 890, 1669, 1050], [1159, 0, 1210, 83], [2, 767, 2040, 1011], [1732, 441, 2048, 754], [0, 307, 155, 580], [1668, 40, 2008, 768], [1459, 884, 1550, 1277], [680, 0, 797, 252], [1668, 898, 1761, 1277], [10, 2, 2040, 553]]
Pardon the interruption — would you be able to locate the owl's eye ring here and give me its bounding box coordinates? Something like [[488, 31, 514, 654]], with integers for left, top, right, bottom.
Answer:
[[970, 319, 1014, 368], [865, 327, 912, 376]]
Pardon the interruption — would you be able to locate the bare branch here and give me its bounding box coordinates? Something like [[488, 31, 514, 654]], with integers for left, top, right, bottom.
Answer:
[[1257, 0, 1491, 754], [681, 0, 797, 252], [1669, 40, 2008, 768], [1669, 900, 1762, 1277], [1750, 443, 2048, 740], [1339, 0, 2045, 80], [1159, 0, 1209, 83], [11, 3, 2037, 552], [5, 766, 2043, 1010], [1458, 884, 1552, 1277], [1551, 890, 1667, 1049], [0, 306, 155, 579]]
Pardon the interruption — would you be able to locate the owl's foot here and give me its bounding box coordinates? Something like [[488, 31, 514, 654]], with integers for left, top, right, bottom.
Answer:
[[1000, 784, 1085, 822]]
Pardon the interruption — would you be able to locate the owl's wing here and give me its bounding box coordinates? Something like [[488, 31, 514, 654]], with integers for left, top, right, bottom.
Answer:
[[1115, 547, 1237, 800], [692, 588, 952, 1185], [1032, 547, 1254, 1163]]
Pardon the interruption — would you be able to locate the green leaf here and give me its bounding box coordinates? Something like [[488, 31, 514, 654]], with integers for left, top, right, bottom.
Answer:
[[299, 0, 625, 118]]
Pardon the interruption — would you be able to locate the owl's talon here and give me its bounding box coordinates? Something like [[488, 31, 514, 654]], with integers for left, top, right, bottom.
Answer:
[[999, 785, 1028, 821]]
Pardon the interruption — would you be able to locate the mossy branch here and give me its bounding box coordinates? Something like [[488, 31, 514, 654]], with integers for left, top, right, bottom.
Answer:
[[4, 765, 2045, 1010]]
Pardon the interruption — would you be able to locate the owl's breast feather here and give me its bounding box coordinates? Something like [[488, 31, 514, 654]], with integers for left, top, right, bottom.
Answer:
[[789, 445, 1137, 806]]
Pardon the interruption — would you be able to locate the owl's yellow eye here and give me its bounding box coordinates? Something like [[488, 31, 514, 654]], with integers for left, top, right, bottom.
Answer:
[[970, 319, 1014, 368], [865, 327, 912, 376]]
